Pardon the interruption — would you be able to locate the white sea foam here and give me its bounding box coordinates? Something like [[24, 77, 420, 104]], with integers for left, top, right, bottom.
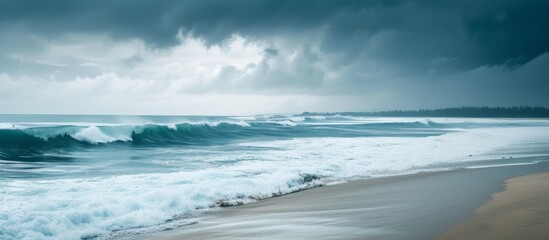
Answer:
[[229, 116, 257, 121], [261, 120, 298, 126], [288, 117, 306, 122], [71, 126, 120, 144], [0, 166, 320, 239], [309, 116, 326, 120], [228, 121, 251, 127], [187, 121, 251, 128], [164, 123, 178, 130], [288, 116, 325, 122], [418, 118, 433, 126]]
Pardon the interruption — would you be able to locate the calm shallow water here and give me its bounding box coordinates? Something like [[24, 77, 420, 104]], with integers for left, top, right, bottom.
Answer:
[[1, 114, 549, 239]]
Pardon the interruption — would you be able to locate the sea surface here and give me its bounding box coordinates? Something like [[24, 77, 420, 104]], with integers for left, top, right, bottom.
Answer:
[[1, 114, 549, 240]]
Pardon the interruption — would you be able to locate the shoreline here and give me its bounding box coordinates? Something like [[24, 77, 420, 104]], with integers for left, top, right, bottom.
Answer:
[[438, 172, 549, 240], [123, 160, 549, 240]]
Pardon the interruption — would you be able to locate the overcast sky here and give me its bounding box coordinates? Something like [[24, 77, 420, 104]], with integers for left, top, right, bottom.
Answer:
[[1, 0, 548, 115]]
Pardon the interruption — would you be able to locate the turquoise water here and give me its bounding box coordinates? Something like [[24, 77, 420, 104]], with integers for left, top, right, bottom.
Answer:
[[1, 114, 548, 239]]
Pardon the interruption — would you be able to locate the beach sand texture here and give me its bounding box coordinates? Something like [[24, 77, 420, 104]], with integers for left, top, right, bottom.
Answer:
[[438, 172, 549, 240]]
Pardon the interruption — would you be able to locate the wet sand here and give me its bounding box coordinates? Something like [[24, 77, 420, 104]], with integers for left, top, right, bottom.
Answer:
[[438, 172, 549, 240], [124, 159, 549, 240]]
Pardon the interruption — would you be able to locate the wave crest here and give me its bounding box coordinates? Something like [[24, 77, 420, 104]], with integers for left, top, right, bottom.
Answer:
[[0, 119, 446, 153], [0, 122, 259, 149]]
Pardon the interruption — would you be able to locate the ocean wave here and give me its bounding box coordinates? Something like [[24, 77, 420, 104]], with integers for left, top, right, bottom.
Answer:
[[0, 122, 251, 148], [0, 169, 331, 240], [0, 119, 448, 153]]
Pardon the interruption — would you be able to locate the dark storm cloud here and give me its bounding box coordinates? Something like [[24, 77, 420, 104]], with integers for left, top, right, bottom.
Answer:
[[1, 0, 548, 109], [0, 0, 362, 46], [2, 0, 548, 69]]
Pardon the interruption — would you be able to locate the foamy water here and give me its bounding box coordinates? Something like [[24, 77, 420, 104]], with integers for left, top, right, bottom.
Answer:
[[1, 114, 548, 239]]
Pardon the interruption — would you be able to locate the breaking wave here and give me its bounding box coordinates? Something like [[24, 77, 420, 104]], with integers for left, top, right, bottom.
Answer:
[[0, 120, 445, 151]]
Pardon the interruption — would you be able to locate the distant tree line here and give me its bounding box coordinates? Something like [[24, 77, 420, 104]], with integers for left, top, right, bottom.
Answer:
[[298, 106, 549, 118]]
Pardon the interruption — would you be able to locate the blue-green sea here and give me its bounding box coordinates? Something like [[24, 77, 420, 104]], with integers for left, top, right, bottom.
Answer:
[[1, 114, 549, 239]]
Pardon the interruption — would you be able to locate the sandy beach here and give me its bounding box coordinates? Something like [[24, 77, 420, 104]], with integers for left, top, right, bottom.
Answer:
[[438, 172, 549, 240], [125, 159, 549, 240]]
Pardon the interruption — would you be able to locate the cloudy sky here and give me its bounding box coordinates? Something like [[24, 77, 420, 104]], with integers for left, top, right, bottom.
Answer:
[[1, 0, 548, 115]]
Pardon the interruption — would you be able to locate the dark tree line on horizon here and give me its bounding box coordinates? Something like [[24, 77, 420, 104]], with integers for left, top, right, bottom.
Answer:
[[299, 106, 549, 118]]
